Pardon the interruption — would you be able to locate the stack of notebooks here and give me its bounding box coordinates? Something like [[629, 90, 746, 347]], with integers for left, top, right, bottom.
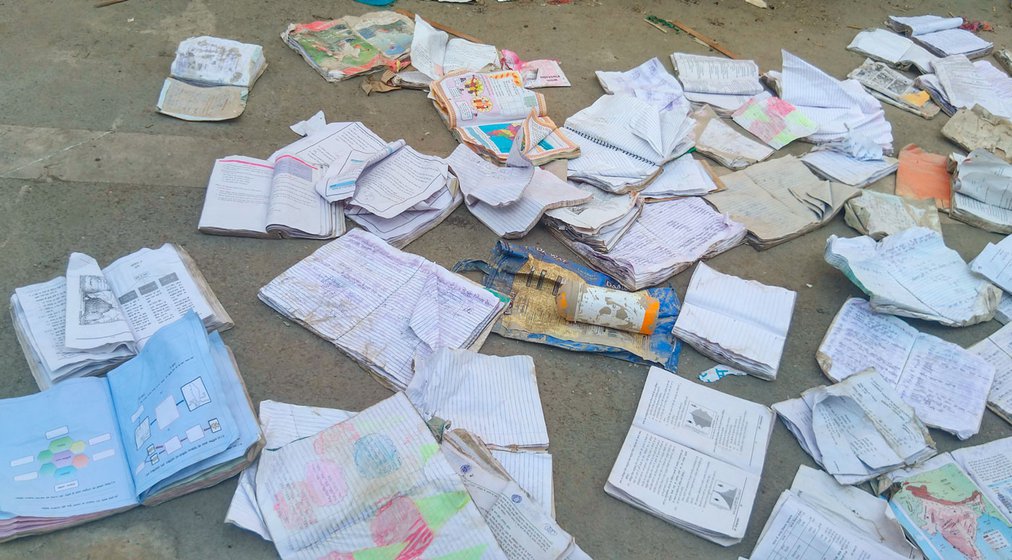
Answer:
[[10, 244, 232, 389], [0, 312, 262, 541], [887, 14, 993, 58], [606, 367, 774, 546]]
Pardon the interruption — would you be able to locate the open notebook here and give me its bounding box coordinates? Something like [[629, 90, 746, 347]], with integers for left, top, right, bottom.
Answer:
[[0, 312, 262, 542]]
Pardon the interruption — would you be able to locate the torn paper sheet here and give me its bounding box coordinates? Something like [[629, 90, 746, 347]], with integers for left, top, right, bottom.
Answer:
[[156, 78, 247, 121], [595, 57, 688, 112], [816, 298, 995, 439], [552, 198, 746, 291], [968, 324, 1012, 425], [407, 348, 549, 450], [895, 144, 951, 210], [773, 369, 936, 485], [697, 364, 747, 383], [941, 105, 1012, 163], [453, 241, 681, 370], [731, 92, 818, 149], [825, 227, 1001, 326], [349, 145, 449, 219], [691, 105, 773, 170], [170, 36, 267, 87], [345, 184, 463, 248], [847, 59, 940, 119], [672, 262, 796, 380], [843, 190, 941, 239], [501, 49, 570, 88], [950, 148, 1012, 233], [705, 155, 859, 249]]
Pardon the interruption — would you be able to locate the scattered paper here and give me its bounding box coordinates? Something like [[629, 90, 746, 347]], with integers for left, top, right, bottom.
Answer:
[[895, 144, 951, 210], [847, 28, 937, 74], [949, 149, 1012, 233], [847, 59, 940, 119], [595, 58, 688, 113], [282, 12, 413, 82], [691, 105, 773, 170], [411, 16, 499, 81], [843, 189, 941, 239], [941, 105, 1012, 163], [731, 92, 818, 149]]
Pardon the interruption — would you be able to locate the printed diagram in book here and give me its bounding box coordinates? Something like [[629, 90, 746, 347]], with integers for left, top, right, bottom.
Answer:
[[710, 480, 739, 511], [685, 403, 716, 434], [132, 377, 221, 469], [79, 275, 120, 325], [9, 426, 116, 490]]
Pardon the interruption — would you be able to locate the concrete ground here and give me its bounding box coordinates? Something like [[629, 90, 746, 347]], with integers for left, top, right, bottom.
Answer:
[[1, 0, 1010, 558]]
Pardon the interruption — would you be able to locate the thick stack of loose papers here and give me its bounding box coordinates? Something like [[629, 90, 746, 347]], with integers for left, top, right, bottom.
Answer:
[[749, 466, 924, 560], [705, 155, 859, 249], [691, 105, 773, 170], [406, 348, 549, 450], [816, 298, 995, 439], [606, 367, 774, 546], [773, 369, 936, 485], [564, 95, 694, 193], [10, 245, 232, 389], [887, 15, 993, 58], [941, 105, 1012, 162], [281, 12, 413, 82], [771, 51, 893, 151], [801, 145, 898, 187], [258, 230, 506, 390], [825, 227, 1001, 326], [446, 145, 590, 238], [672, 263, 796, 380], [252, 393, 508, 559], [543, 183, 642, 252], [847, 59, 940, 119], [968, 323, 1012, 425], [949, 149, 1012, 233], [554, 198, 746, 291], [915, 56, 1012, 119], [882, 449, 1012, 559], [843, 190, 941, 239], [158, 36, 267, 121], [595, 57, 689, 112], [847, 28, 938, 73], [410, 16, 499, 81], [670, 53, 763, 115]]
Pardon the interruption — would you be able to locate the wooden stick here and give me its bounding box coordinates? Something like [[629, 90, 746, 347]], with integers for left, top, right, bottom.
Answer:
[[95, 0, 130, 7], [393, 9, 484, 44], [645, 19, 669, 33], [670, 20, 739, 59]]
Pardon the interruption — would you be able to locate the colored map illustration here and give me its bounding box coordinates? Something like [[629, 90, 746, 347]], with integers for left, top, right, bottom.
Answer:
[[891, 463, 1012, 560]]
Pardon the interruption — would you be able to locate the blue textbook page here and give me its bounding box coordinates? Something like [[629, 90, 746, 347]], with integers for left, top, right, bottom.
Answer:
[[106, 312, 238, 496], [0, 378, 137, 517], [139, 331, 261, 499]]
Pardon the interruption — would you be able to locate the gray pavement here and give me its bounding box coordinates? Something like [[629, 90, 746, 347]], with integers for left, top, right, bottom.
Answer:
[[0, 0, 1010, 558]]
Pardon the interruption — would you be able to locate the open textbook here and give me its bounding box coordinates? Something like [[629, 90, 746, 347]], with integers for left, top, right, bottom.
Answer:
[[887, 15, 993, 58], [825, 227, 1001, 327], [672, 263, 796, 380], [606, 367, 773, 546], [199, 155, 343, 239], [882, 445, 1012, 560], [553, 197, 746, 291], [749, 465, 923, 560], [950, 149, 1012, 233], [0, 312, 262, 542], [843, 190, 941, 240], [410, 16, 499, 81], [281, 12, 413, 82], [773, 369, 936, 485], [705, 155, 859, 249], [259, 229, 507, 391], [848, 28, 938, 74], [10, 245, 232, 389], [431, 70, 578, 165], [454, 241, 682, 370], [847, 59, 940, 119], [969, 311, 1012, 425], [407, 348, 549, 450], [670, 53, 762, 115], [157, 36, 267, 122], [816, 298, 995, 439], [564, 94, 695, 193]]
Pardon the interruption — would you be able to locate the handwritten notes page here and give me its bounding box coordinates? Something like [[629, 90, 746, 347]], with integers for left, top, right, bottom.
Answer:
[[672, 263, 796, 380]]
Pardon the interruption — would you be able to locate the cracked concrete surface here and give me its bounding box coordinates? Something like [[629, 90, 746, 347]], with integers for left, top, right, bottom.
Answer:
[[0, 0, 1009, 558]]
